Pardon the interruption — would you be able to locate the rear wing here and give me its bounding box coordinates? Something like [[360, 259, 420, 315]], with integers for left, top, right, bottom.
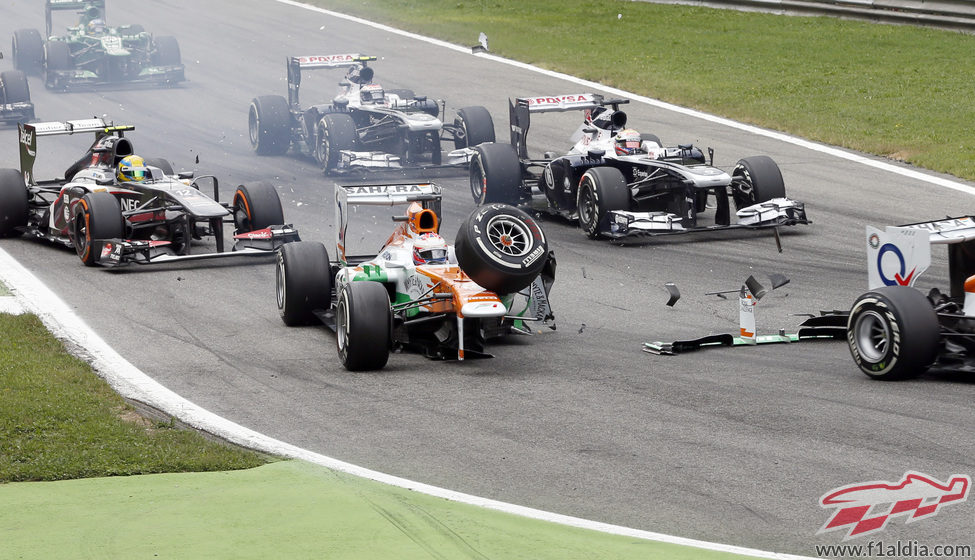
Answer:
[[287, 54, 377, 109], [866, 216, 975, 298], [18, 118, 134, 185], [46, 0, 105, 37], [508, 93, 628, 158], [334, 183, 442, 265]]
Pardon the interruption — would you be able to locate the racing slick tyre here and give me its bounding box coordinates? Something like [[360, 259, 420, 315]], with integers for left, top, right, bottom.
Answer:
[[847, 286, 940, 380], [153, 36, 181, 66], [453, 106, 496, 149], [71, 192, 125, 267], [577, 166, 630, 239], [0, 71, 30, 104], [44, 41, 72, 70], [455, 203, 548, 295], [731, 155, 786, 210], [470, 143, 522, 205], [12, 30, 44, 75], [276, 241, 332, 326], [248, 95, 292, 156], [336, 281, 392, 371], [316, 113, 358, 172], [0, 168, 29, 237], [144, 158, 174, 176], [233, 182, 284, 232]]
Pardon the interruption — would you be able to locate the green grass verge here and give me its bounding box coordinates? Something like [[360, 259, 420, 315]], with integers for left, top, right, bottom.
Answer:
[[0, 313, 270, 482], [312, 0, 975, 180], [0, 460, 755, 559]]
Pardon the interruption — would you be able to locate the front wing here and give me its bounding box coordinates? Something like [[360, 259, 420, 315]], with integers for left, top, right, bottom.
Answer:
[[604, 197, 809, 238], [46, 65, 185, 90], [89, 225, 299, 267]]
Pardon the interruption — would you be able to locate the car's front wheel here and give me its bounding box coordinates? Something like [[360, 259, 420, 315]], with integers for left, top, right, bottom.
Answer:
[[336, 281, 392, 371], [577, 166, 630, 239], [70, 192, 124, 266], [233, 182, 284, 232]]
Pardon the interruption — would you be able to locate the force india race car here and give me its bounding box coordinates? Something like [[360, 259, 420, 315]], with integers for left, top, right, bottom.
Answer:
[[248, 54, 496, 173], [469, 93, 809, 240], [845, 217, 975, 379], [0, 118, 298, 266], [275, 182, 556, 371], [0, 70, 35, 125], [11, 0, 184, 90]]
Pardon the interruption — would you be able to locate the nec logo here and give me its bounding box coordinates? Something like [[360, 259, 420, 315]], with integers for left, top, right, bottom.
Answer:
[[817, 472, 970, 540]]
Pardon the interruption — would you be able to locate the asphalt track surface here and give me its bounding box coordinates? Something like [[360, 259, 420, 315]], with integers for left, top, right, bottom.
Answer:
[[2, 0, 974, 556]]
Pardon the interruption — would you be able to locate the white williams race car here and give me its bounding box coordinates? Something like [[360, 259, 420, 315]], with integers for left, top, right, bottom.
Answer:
[[249, 54, 496, 173], [469, 93, 808, 240], [275, 182, 556, 371]]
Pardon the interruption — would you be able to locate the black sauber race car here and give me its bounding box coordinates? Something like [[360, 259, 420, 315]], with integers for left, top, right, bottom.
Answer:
[[0, 118, 298, 267], [0, 70, 35, 125], [11, 0, 184, 90], [469, 93, 808, 240], [248, 53, 496, 173]]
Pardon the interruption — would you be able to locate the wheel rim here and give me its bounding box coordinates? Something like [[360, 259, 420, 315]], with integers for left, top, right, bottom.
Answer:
[[72, 208, 91, 257], [578, 180, 596, 227], [275, 259, 286, 311], [248, 106, 260, 147], [337, 289, 350, 357], [485, 215, 532, 257], [470, 157, 486, 202], [318, 129, 331, 168], [853, 310, 890, 363]]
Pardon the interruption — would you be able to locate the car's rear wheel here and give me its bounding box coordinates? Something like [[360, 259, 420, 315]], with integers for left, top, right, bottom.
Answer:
[[847, 286, 940, 380], [469, 143, 522, 205], [577, 166, 630, 239], [12, 29, 44, 74], [153, 36, 181, 66], [0, 168, 29, 238], [248, 95, 292, 155], [317, 112, 358, 172], [455, 203, 548, 294], [731, 155, 786, 210], [71, 192, 124, 266], [277, 241, 332, 326], [0, 70, 31, 104], [233, 182, 284, 232], [336, 281, 392, 371], [453, 106, 495, 149]]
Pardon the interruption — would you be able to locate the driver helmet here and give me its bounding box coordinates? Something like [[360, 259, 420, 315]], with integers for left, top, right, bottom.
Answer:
[[360, 84, 385, 104], [87, 18, 106, 35], [412, 233, 448, 265], [614, 128, 644, 156], [117, 155, 148, 183]]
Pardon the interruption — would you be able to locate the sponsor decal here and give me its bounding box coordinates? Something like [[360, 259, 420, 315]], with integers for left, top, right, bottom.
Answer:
[[239, 229, 272, 240], [526, 94, 594, 105], [19, 127, 35, 157], [343, 184, 424, 194], [297, 54, 356, 65], [522, 245, 544, 267], [903, 217, 975, 233], [100, 243, 113, 258], [876, 243, 917, 286], [118, 198, 140, 212], [818, 472, 970, 540], [868, 232, 880, 249]]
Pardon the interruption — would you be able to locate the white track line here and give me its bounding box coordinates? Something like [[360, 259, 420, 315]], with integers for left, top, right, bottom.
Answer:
[[0, 248, 813, 559], [276, 0, 975, 197]]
